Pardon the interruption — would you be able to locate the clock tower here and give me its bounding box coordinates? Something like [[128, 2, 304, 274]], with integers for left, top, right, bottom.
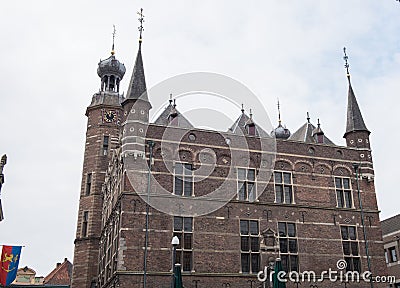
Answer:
[[71, 40, 126, 288]]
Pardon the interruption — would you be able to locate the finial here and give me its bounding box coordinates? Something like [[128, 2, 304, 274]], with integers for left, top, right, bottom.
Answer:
[[0, 154, 6, 174], [241, 103, 244, 113], [249, 109, 253, 118], [343, 47, 350, 79], [137, 8, 145, 45], [307, 112, 310, 123], [277, 99, 282, 125], [169, 93, 173, 105], [111, 25, 116, 55], [0, 154, 6, 166], [173, 99, 176, 108], [317, 118, 320, 127]]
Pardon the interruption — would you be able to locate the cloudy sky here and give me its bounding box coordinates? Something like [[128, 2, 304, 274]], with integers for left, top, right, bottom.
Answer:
[[0, 0, 399, 276]]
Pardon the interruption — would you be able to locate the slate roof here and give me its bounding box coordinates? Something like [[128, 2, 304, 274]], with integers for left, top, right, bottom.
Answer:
[[228, 112, 270, 138], [289, 121, 335, 145], [154, 103, 194, 128], [344, 78, 369, 136], [124, 44, 149, 104], [381, 214, 400, 236]]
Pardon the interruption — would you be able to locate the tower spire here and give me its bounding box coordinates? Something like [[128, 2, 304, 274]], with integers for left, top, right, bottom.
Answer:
[[342, 47, 370, 140], [124, 8, 149, 104]]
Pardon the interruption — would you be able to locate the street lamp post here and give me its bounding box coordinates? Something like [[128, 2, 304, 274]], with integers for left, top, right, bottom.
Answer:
[[171, 236, 179, 288], [353, 163, 373, 288], [143, 141, 155, 288]]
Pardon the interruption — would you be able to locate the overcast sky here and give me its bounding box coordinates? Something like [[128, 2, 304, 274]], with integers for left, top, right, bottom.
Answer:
[[0, 0, 399, 277]]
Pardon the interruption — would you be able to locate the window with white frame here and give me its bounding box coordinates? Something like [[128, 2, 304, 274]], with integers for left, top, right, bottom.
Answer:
[[335, 177, 353, 208], [340, 225, 361, 272], [388, 246, 398, 263], [278, 222, 299, 272], [173, 216, 193, 271], [274, 171, 293, 204], [240, 220, 260, 274], [174, 163, 193, 196], [237, 168, 256, 201]]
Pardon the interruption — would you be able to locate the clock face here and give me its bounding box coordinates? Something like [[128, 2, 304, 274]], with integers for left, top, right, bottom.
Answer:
[[103, 110, 117, 123]]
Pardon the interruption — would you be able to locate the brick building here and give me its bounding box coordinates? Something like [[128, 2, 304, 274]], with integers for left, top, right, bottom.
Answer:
[[71, 23, 387, 288], [382, 214, 400, 287], [11, 258, 72, 287]]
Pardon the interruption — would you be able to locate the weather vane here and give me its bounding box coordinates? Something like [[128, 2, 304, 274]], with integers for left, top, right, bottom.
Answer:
[[277, 99, 282, 125], [343, 47, 350, 77], [137, 8, 144, 43], [111, 25, 116, 55]]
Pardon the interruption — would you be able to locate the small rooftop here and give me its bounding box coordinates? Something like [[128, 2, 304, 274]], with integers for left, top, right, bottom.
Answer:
[[381, 214, 400, 236]]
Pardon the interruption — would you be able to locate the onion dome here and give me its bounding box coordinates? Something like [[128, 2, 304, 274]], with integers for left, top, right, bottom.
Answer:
[[97, 55, 126, 93], [97, 55, 126, 80], [271, 101, 291, 139], [271, 124, 291, 139], [97, 28, 126, 93]]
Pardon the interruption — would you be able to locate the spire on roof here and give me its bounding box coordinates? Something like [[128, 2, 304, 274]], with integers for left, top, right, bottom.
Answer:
[[342, 47, 369, 137], [245, 109, 255, 127], [169, 99, 178, 119], [277, 100, 282, 126], [312, 119, 325, 144], [111, 25, 116, 55], [289, 117, 334, 145], [271, 101, 291, 139], [124, 8, 149, 104], [312, 119, 324, 136], [154, 95, 193, 128], [343, 47, 350, 78], [137, 8, 144, 47], [241, 103, 245, 114], [228, 109, 270, 138]]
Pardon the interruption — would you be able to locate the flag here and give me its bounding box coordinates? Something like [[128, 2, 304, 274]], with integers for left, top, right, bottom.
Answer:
[[0, 245, 22, 286]]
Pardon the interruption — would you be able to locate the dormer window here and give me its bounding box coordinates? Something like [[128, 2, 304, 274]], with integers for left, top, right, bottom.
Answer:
[[315, 133, 324, 144], [312, 119, 325, 144], [247, 125, 256, 136]]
